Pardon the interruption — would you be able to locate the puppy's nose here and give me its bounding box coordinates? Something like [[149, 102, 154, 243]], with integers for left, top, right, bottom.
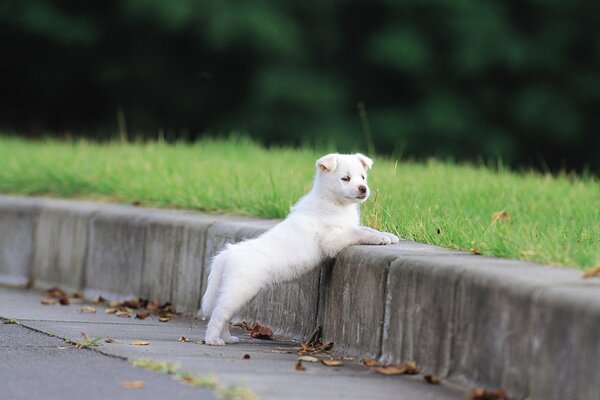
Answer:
[[358, 185, 367, 194]]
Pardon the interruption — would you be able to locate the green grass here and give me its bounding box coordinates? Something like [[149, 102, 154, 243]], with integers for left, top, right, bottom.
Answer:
[[0, 136, 598, 269]]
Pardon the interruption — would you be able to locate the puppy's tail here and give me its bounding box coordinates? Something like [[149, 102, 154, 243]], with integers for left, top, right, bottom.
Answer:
[[200, 251, 227, 318]]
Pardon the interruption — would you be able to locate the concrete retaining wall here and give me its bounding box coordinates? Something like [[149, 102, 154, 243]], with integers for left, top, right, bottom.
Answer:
[[0, 195, 598, 399]]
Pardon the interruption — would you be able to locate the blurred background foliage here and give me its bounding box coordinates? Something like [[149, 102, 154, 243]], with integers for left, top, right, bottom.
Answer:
[[1, 0, 599, 172]]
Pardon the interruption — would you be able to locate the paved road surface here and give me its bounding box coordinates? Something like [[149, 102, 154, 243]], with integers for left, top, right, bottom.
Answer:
[[0, 286, 466, 400]]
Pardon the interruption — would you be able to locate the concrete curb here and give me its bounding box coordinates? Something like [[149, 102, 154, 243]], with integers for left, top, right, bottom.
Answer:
[[0, 195, 598, 399]]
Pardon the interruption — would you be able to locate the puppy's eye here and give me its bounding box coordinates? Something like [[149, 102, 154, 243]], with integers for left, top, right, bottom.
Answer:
[[361, 175, 365, 180], [341, 176, 351, 182]]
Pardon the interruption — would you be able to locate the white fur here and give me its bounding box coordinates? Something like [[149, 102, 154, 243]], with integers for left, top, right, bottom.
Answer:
[[200, 153, 400, 345]]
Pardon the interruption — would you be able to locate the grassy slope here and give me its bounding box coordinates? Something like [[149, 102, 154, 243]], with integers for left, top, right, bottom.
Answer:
[[0, 136, 598, 269]]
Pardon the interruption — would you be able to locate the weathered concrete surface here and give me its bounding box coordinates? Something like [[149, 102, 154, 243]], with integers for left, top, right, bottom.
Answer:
[[141, 212, 215, 312], [0, 197, 39, 285], [0, 286, 467, 400], [318, 246, 402, 359], [0, 322, 214, 400], [31, 200, 100, 291], [380, 250, 592, 400], [529, 282, 600, 400], [84, 207, 150, 298]]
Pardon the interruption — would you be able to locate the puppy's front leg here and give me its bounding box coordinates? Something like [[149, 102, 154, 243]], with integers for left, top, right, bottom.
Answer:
[[323, 227, 395, 256], [360, 226, 400, 244]]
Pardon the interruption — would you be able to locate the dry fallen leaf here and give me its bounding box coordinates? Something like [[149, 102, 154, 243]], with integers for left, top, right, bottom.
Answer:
[[298, 356, 319, 363], [122, 380, 145, 389], [424, 374, 441, 384], [470, 247, 482, 255], [72, 291, 84, 299], [375, 362, 420, 375], [491, 211, 511, 223], [177, 336, 190, 342], [250, 322, 273, 340], [41, 298, 56, 305], [135, 310, 150, 319], [46, 287, 67, 298], [362, 358, 382, 367], [231, 321, 254, 330], [243, 354, 251, 360], [131, 340, 150, 346], [58, 297, 70, 306], [470, 388, 509, 400], [159, 316, 171, 323], [80, 306, 96, 313], [91, 296, 106, 304], [105, 308, 118, 314], [160, 303, 178, 314], [122, 299, 143, 309], [104, 338, 116, 344], [582, 265, 600, 279], [294, 361, 306, 371], [321, 359, 343, 367], [116, 311, 131, 318], [107, 300, 120, 308], [316, 342, 334, 351], [146, 299, 160, 311]]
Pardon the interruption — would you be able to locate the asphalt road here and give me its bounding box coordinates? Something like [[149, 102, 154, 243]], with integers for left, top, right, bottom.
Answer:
[[0, 286, 467, 400]]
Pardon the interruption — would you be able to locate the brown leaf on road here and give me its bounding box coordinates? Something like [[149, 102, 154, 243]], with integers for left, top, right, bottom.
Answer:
[[80, 306, 96, 313], [158, 316, 171, 323], [294, 361, 306, 371], [424, 374, 441, 384], [491, 211, 511, 223], [115, 311, 131, 318], [107, 300, 120, 308], [46, 287, 67, 299], [315, 342, 334, 351], [177, 336, 190, 342], [470, 388, 510, 400], [91, 296, 106, 304], [582, 265, 600, 279], [122, 380, 145, 389], [250, 322, 273, 340], [375, 362, 420, 376], [131, 340, 150, 346], [298, 356, 319, 363], [161, 303, 178, 314], [135, 310, 150, 319], [58, 297, 70, 306], [146, 299, 160, 311], [104, 338, 116, 344], [243, 354, 251, 360], [231, 321, 254, 331], [41, 298, 56, 305], [362, 358, 382, 367], [321, 359, 343, 367], [121, 298, 144, 309], [105, 308, 118, 314], [72, 291, 84, 299]]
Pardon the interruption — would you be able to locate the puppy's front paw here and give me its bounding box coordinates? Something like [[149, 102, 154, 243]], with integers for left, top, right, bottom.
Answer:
[[387, 233, 400, 244], [205, 336, 225, 346], [224, 336, 240, 344], [379, 235, 392, 245]]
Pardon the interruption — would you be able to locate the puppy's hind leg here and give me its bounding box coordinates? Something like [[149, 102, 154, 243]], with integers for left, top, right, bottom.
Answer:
[[221, 324, 240, 344], [205, 276, 264, 346]]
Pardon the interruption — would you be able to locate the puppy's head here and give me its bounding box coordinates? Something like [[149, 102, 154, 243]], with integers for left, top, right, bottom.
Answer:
[[315, 153, 373, 204]]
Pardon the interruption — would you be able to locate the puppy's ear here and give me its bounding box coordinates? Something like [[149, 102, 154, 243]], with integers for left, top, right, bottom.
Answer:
[[356, 153, 373, 170], [316, 153, 339, 172]]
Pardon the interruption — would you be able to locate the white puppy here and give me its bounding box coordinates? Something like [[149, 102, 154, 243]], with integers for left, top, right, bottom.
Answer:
[[200, 153, 400, 345]]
